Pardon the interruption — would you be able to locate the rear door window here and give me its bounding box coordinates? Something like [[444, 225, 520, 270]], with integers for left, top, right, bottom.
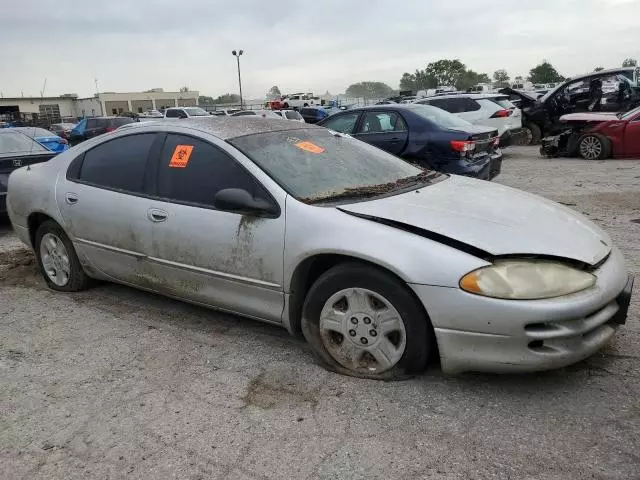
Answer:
[[358, 112, 403, 133], [156, 134, 265, 208], [285, 111, 302, 120], [77, 133, 156, 193], [165, 109, 181, 118], [427, 98, 469, 113], [321, 112, 360, 133]]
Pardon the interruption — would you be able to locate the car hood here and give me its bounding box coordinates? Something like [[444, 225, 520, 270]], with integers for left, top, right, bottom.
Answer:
[[560, 112, 618, 122], [339, 176, 611, 266]]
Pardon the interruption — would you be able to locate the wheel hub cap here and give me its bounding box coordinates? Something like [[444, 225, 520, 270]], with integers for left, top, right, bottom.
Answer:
[[580, 137, 601, 159], [319, 288, 407, 374], [40, 233, 71, 287]]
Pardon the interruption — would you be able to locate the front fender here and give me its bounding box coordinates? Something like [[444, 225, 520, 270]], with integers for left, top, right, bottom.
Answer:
[[283, 197, 488, 291]]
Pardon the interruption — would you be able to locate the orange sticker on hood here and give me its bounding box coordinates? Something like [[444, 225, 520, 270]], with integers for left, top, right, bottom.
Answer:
[[169, 145, 194, 168], [295, 141, 325, 154]]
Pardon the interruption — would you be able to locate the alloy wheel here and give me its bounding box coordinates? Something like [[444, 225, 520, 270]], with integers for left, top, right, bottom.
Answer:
[[580, 136, 602, 160]]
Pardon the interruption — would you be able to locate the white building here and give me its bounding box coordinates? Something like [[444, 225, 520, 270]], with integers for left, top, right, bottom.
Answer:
[[0, 89, 199, 124]]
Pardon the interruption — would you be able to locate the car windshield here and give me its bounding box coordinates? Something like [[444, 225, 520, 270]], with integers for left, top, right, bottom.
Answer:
[[184, 107, 209, 116], [285, 111, 302, 120], [407, 104, 473, 129], [0, 131, 48, 156], [230, 128, 439, 204]]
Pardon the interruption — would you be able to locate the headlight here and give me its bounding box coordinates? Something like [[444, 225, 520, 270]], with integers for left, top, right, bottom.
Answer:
[[459, 260, 596, 300]]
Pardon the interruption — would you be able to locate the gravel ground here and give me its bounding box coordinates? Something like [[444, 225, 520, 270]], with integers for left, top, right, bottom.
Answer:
[[1, 146, 639, 480]]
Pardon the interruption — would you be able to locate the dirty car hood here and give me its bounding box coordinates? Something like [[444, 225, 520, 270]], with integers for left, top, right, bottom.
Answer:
[[560, 112, 618, 122], [339, 176, 611, 265]]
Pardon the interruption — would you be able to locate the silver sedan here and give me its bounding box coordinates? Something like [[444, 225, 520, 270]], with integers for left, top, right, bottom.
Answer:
[[6, 117, 633, 379]]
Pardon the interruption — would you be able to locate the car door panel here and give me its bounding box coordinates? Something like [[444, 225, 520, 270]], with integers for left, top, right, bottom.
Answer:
[[58, 132, 160, 285], [624, 118, 640, 156], [353, 111, 408, 155], [147, 202, 286, 321], [145, 132, 286, 322]]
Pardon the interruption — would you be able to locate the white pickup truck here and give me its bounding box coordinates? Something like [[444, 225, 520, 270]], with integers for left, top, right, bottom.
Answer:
[[281, 93, 318, 109]]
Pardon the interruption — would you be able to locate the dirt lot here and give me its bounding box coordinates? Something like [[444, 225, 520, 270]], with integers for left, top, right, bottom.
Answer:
[[1, 146, 639, 480]]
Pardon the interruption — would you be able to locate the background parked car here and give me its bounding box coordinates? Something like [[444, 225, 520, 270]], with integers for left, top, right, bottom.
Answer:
[[540, 106, 640, 160], [49, 123, 77, 140], [12, 127, 69, 154], [299, 107, 329, 124], [317, 104, 501, 180], [164, 107, 211, 119], [69, 117, 134, 145], [230, 110, 282, 119], [415, 93, 524, 147], [272, 110, 305, 122], [281, 93, 317, 109], [504, 67, 640, 144], [0, 129, 57, 213]]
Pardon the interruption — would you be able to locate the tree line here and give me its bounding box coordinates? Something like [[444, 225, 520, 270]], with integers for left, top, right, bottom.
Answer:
[[196, 58, 638, 105]]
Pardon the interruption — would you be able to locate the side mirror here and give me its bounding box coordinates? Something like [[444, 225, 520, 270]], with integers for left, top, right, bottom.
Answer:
[[214, 188, 279, 216]]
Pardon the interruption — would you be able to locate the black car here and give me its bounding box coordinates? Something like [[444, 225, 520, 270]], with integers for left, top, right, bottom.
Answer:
[[317, 104, 501, 180], [500, 67, 640, 144], [68, 117, 134, 145], [0, 129, 56, 213]]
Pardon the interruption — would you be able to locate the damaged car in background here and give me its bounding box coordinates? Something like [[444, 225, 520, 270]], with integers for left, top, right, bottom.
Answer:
[[6, 117, 634, 379], [500, 67, 640, 145], [540, 106, 640, 159]]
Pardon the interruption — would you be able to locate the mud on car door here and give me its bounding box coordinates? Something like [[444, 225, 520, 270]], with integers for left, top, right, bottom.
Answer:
[[144, 132, 287, 322]]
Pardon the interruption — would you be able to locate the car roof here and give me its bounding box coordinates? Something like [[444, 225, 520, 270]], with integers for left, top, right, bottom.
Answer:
[[418, 93, 505, 100], [120, 116, 320, 139], [565, 67, 635, 83], [342, 104, 427, 112]]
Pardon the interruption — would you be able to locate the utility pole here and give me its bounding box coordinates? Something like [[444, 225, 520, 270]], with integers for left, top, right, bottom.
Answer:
[[231, 50, 244, 108]]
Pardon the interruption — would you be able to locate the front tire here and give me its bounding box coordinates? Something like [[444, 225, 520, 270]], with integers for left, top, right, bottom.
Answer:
[[35, 220, 91, 292], [301, 262, 431, 380], [523, 123, 542, 145], [578, 133, 611, 160]]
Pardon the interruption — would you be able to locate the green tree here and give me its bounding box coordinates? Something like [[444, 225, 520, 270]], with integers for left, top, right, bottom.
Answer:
[[425, 59, 467, 87], [213, 93, 241, 104], [198, 95, 215, 105], [493, 69, 510, 87], [399, 70, 436, 92], [266, 85, 282, 100], [622, 58, 638, 67], [179, 86, 190, 92], [528, 61, 564, 84], [345, 81, 395, 99]]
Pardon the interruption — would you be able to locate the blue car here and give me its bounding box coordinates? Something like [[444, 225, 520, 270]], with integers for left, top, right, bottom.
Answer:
[[317, 104, 502, 180], [12, 127, 69, 154]]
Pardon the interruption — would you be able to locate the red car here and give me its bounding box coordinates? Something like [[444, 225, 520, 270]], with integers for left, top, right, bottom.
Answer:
[[541, 106, 640, 159]]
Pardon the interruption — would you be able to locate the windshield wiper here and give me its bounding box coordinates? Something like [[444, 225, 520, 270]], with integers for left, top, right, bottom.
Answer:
[[300, 171, 439, 205]]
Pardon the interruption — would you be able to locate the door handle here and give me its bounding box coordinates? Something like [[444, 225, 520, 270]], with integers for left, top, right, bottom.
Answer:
[[147, 208, 168, 223], [65, 193, 78, 205]]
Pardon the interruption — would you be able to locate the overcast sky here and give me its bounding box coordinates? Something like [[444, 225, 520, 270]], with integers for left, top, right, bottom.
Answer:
[[1, 0, 638, 99]]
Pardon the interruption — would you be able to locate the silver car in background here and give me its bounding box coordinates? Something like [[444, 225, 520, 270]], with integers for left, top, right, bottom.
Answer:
[[6, 117, 633, 379]]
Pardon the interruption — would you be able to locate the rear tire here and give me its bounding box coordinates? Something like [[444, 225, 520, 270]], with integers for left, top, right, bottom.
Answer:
[[578, 133, 611, 160], [35, 220, 91, 292], [301, 262, 431, 380]]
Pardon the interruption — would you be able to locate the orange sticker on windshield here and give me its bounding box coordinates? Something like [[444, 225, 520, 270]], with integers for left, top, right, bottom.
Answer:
[[168, 145, 194, 168], [295, 141, 325, 154]]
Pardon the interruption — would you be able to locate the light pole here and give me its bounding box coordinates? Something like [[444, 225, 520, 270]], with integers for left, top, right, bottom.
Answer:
[[232, 50, 244, 108]]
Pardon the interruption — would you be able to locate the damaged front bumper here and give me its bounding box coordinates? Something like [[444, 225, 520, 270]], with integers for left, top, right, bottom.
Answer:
[[410, 246, 632, 374]]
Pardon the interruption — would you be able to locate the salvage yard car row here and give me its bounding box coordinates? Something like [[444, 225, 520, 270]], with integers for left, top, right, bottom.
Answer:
[[3, 116, 634, 379]]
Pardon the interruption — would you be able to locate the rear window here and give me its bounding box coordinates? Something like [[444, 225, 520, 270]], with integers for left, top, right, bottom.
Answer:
[[17, 127, 54, 138], [285, 111, 302, 120], [489, 97, 516, 109], [0, 131, 48, 155], [408, 104, 473, 129]]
